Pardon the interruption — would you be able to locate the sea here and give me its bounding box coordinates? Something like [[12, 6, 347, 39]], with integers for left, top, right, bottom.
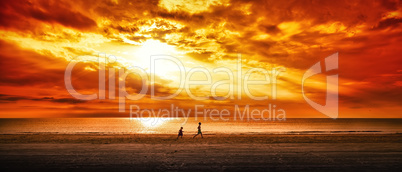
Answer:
[[0, 118, 401, 135]]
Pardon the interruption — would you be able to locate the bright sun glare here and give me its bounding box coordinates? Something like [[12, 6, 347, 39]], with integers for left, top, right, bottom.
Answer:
[[133, 39, 183, 80], [133, 117, 177, 128]]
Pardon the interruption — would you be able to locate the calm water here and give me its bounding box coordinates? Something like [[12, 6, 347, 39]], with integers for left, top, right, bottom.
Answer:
[[0, 118, 401, 134]]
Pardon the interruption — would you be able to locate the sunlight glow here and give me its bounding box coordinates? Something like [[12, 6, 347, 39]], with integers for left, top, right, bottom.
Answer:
[[133, 117, 177, 128], [133, 39, 183, 79]]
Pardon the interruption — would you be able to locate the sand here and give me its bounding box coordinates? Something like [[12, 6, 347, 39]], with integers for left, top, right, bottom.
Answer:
[[0, 134, 401, 171]]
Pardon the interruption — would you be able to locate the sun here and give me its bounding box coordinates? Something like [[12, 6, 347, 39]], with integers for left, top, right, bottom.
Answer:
[[132, 39, 184, 80], [135, 39, 177, 58]]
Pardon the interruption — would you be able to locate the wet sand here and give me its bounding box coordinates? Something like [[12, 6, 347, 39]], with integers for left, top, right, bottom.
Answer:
[[0, 134, 401, 171]]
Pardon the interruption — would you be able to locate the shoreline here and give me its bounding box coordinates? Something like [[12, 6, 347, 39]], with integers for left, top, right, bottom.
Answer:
[[1, 133, 400, 144]]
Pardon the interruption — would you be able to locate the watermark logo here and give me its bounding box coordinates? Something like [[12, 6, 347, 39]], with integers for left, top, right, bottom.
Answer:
[[302, 52, 339, 119], [63, 52, 339, 124]]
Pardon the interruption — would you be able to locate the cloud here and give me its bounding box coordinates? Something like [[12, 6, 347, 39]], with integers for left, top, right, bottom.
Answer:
[[0, 0, 401, 117], [0, 0, 96, 31], [0, 39, 182, 102], [0, 94, 86, 104], [372, 17, 402, 30]]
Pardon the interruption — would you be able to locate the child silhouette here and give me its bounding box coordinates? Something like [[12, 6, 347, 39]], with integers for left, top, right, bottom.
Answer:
[[177, 127, 183, 139], [193, 122, 203, 138]]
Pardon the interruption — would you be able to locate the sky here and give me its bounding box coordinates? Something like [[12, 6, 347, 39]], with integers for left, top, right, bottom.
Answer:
[[0, 0, 401, 118]]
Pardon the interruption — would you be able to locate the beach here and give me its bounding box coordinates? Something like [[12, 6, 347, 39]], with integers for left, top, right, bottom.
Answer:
[[1, 134, 401, 171]]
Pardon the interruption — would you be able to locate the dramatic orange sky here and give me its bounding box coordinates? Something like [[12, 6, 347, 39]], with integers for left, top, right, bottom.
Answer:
[[0, 0, 401, 118]]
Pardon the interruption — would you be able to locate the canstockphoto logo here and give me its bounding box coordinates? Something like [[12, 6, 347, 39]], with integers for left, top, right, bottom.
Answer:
[[302, 52, 339, 119]]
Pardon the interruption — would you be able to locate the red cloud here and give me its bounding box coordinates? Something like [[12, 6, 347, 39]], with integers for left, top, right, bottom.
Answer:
[[0, 0, 96, 31]]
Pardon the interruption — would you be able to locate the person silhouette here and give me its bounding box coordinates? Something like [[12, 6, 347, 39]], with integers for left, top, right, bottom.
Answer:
[[193, 122, 203, 138], [177, 127, 183, 139]]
